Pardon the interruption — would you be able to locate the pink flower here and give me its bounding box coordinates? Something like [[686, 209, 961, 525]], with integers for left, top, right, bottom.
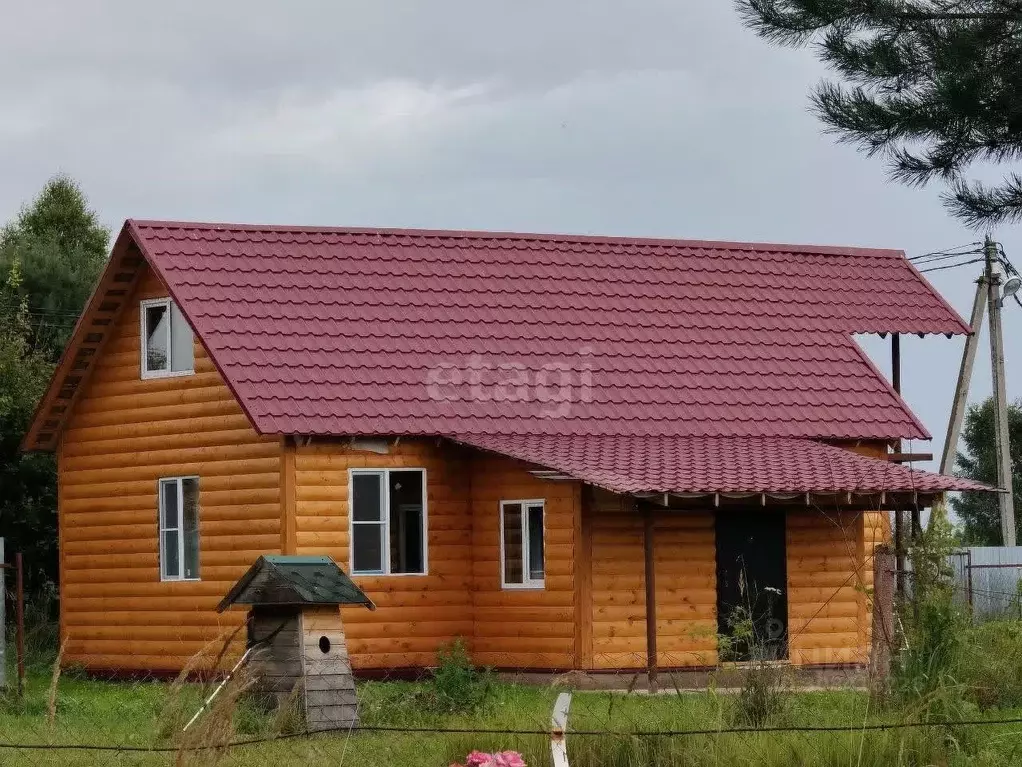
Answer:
[[493, 752, 526, 767], [459, 750, 525, 767]]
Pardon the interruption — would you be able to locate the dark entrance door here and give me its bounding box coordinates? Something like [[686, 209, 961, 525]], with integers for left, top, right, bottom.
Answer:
[[715, 510, 788, 661]]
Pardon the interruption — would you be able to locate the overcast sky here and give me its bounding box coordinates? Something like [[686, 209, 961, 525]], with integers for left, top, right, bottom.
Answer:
[[1, 1, 1019, 472]]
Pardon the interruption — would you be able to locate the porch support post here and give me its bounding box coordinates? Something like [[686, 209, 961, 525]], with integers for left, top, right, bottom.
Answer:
[[894, 508, 907, 602], [642, 505, 658, 694], [891, 332, 901, 396]]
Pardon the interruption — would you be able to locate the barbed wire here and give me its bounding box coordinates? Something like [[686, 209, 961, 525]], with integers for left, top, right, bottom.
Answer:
[[1, 714, 1022, 753]]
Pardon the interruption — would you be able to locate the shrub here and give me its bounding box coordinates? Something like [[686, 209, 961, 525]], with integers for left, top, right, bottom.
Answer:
[[959, 621, 1022, 710], [717, 604, 789, 727], [890, 517, 968, 723], [729, 664, 789, 728], [360, 638, 494, 720], [429, 638, 493, 714]]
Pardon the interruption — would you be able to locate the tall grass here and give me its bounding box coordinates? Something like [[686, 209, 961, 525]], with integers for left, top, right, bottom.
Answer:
[[7, 588, 1022, 766]]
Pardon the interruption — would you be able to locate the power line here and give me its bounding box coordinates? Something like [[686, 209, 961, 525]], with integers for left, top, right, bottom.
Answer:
[[919, 257, 986, 273], [0, 302, 82, 319], [912, 251, 984, 268], [909, 242, 983, 262]]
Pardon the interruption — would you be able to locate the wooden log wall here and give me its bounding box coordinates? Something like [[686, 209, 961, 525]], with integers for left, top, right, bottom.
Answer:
[[586, 498, 871, 671], [787, 508, 869, 666], [59, 266, 281, 672], [827, 439, 893, 656], [589, 490, 718, 670], [291, 439, 474, 670], [469, 452, 580, 670]]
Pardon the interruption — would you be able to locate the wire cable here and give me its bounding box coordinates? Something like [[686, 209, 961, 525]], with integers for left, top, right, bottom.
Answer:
[[3, 716, 1022, 752], [909, 242, 983, 262], [911, 251, 982, 266], [919, 258, 986, 273]]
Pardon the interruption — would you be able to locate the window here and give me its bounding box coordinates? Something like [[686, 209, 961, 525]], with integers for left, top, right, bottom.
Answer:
[[159, 477, 200, 580], [500, 499, 545, 589], [141, 298, 194, 378], [350, 469, 427, 575]]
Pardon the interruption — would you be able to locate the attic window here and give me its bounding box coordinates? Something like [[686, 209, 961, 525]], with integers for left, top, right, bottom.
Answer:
[[141, 298, 194, 378]]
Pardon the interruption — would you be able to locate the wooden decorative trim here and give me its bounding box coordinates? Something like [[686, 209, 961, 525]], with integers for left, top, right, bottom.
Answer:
[[57, 434, 66, 651], [281, 437, 297, 555], [21, 227, 147, 452], [574, 484, 594, 670]]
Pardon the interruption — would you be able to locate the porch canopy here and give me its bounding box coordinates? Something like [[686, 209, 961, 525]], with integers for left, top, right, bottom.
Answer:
[[452, 434, 992, 508]]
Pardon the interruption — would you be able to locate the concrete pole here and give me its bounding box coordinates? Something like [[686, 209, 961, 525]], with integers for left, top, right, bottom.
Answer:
[[986, 236, 1017, 547], [929, 277, 989, 534], [940, 277, 988, 476]]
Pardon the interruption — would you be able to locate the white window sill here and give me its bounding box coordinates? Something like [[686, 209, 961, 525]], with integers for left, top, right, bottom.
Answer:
[[352, 571, 428, 578], [501, 582, 546, 591], [160, 577, 202, 583], [142, 369, 195, 381]]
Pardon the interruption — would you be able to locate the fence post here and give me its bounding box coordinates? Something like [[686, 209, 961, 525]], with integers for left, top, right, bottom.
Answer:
[[15, 552, 24, 699], [869, 544, 895, 693], [550, 692, 572, 767], [0, 538, 5, 692]]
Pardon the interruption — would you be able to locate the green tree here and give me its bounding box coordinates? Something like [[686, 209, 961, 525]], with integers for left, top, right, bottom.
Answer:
[[0, 176, 108, 592], [0, 258, 58, 591], [737, 1, 1022, 227], [950, 397, 1022, 544], [0, 174, 109, 360]]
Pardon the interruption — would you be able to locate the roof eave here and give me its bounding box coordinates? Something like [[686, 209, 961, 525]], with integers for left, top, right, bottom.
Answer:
[[21, 224, 147, 453]]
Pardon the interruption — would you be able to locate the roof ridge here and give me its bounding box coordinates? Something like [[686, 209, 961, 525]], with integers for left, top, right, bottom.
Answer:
[[127, 218, 906, 258]]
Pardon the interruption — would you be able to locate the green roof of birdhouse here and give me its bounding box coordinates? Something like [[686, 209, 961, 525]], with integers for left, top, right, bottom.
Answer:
[[216, 555, 375, 612]]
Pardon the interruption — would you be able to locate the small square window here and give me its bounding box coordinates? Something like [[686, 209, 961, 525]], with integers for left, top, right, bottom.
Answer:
[[501, 500, 545, 589], [350, 469, 427, 576], [141, 298, 194, 378], [159, 476, 200, 581]]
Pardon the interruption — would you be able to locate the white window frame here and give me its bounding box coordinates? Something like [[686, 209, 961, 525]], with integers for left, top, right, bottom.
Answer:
[[140, 297, 194, 379], [348, 468, 428, 577], [158, 475, 200, 582], [500, 499, 546, 590]]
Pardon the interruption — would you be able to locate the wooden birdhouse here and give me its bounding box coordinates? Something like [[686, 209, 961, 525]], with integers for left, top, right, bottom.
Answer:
[[217, 555, 375, 732]]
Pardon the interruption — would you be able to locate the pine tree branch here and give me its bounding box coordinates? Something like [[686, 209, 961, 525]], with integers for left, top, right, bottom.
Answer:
[[946, 174, 1022, 226], [737, 0, 1022, 45], [740, 0, 1022, 224]]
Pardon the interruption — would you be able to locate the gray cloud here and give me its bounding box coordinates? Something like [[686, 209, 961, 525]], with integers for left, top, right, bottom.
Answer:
[[1, 0, 1020, 473]]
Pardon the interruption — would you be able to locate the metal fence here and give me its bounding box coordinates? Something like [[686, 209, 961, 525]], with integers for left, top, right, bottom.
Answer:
[[949, 546, 1022, 621], [5, 545, 1022, 765]]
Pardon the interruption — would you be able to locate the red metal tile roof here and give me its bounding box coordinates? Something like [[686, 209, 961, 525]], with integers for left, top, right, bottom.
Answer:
[[453, 434, 990, 494], [129, 220, 967, 440]]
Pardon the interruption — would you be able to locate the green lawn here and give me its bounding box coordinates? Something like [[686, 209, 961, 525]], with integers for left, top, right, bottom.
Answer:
[[3, 671, 1022, 766]]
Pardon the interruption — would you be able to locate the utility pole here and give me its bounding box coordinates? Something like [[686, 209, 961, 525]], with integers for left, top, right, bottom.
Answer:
[[940, 276, 989, 476], [986, 235, 1016, 547], [929, 276, 988, 534]]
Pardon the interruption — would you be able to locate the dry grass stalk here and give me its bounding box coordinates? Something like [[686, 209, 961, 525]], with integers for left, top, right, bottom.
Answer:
[[269, 677, 307, 736], [46, 637, 68, 727], [175, 663, 257, 767], [549, 669, 591, 690], [158, 626, 248, 745]]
